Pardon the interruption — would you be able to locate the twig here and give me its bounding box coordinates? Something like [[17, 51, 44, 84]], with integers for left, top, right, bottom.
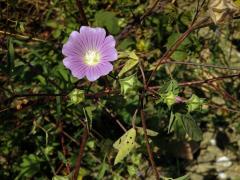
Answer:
[[139, 60, 160, 179], [0, 30, 46, 42], [73, 126, 89, 180], [140, 99, 160, 180], [60, 123, 71, 174], [101, 104, 127, 132], [178, 73, 240, 86], [146, 16, 211, 86], [5, 89, 119, 104], [161, 60, 240, 71], [146, 27, 194, 86], [76, 0, 89, 26], [116, 0, 161, 42]]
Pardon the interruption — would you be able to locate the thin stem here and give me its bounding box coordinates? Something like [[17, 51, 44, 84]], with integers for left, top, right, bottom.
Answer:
[[140, 100, 159, 180], [178, 73, 240, 86], [73, 126, 89, 180], [76, 0, 89, 26], [116, 0, 161, 42], [0, 30, 46, 42], [146, 27, 194, 86], [139, 60, 159, 178], [162, 60, 240, 71], [60, 123, 71, 174]]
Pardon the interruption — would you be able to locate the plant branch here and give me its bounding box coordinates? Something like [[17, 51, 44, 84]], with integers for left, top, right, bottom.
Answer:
[[76, 0, 89, 26], [140, 98, 160, 180], [178, 73, 240, 86], [116, 0, 161, 42], [139, 60, 159, 179], [73, 126, 89, 180], [161, 60, 240, 71], [146, 27, 194, 86]]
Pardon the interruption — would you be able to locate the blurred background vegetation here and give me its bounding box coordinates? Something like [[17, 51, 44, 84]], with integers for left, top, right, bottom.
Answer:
[[1, 0, 240, 179]]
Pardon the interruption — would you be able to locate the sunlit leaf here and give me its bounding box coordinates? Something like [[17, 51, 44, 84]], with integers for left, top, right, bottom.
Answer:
[[113, 128, 136, 165], [119, 73, 138, 95], [118, 52, 139, 77], [136, 127, 158, 136], [52, 175, 68, 180], [171, 50, 188, 61], [159, 80, 179, 95], [187, 94, 204, 112], [162, 173, 189, 180], [68, 89, 85, 105]]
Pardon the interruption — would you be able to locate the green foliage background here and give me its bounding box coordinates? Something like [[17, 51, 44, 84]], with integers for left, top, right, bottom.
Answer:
[[1, 0, 240, 179]]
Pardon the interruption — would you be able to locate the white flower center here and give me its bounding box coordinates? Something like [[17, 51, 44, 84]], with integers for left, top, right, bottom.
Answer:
[[84, 50, 100, 66]]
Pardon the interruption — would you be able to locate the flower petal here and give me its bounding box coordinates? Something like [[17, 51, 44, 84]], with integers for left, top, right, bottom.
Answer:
[[98, 62, 113, 76], [103, 35, 116, 47], [62, 27, 117, 81], [62, 31, 85, 57], [85, 67, 101, 81], [80, 26, 106, 50], [100, 48, 118, 62], [99, 35, 118, 62], [63, 57, 87, 79]]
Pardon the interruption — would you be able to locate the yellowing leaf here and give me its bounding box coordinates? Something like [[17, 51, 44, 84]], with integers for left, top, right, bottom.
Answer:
[[119, 73, 137, 95], [113, 128, 136, 165], [135, 127, 158, 136], [52, 175, 68, 180], [118, 52, 139, 77], [68, 89, 85, 105], [118, 58, 138, 77]]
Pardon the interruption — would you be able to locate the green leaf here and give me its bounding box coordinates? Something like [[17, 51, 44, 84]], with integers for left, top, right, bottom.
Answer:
[[159, 80, 179, 107], [98, 161, 108, 179], [52, 175, 68, 180], [83, 106, 95, 130], [136, 127, 158, 136], [7, 37, 14, 72], [16, 154, 43, 179], [119, 73, 138, 95], [171, 50, 188, 61], [68, 89, 85, 105], [35, 75, 47, 85], [187, 94, 204, 112], [94, 11, 120, 34], [172, 113, 202, 141], [127, 165, 137, 176], [172, 113, 186, 139], [162, 173, 189, 180], [113, 128, 136, 165], [118, 38, 134, 50], [181, 114, 203, 141], [166, 33, 191, 50], [56, 94, 62, 117], [174, 174, 190, 180], [56, 64, 69, 82], [168, 111, 175, 133], [118, 52, 139, 77], [162, 91, 177, 108], [159, 80, 179, 95]]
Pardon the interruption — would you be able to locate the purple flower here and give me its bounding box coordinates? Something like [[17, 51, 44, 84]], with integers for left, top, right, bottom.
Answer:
[[62, 26, 118, 81]]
